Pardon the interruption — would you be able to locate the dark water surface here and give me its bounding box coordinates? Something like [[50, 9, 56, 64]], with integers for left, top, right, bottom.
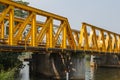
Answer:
[[17, 61, 120, 80], [86, 61, 120, 80]]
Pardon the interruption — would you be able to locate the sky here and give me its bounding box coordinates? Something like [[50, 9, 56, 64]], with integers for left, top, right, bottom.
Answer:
[[24, 0, 120, 33]]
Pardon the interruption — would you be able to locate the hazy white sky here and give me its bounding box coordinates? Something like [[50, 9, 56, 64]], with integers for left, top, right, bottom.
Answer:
[[24, 0, 120, 33]]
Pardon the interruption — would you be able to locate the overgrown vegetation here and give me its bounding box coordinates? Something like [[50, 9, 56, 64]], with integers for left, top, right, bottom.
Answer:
[[0, 52, 22, 79], [0, 68, 16, 80], [0, 52, 22, 71]]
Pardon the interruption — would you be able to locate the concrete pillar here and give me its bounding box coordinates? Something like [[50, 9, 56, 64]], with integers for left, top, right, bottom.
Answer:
[[30, 52, 85, 80], [70, 53, 85, 80], [30, 52, 66, 79], [30, 53, 54, 78], [101, 54, 119, 65], [90, 54, 120, 67]]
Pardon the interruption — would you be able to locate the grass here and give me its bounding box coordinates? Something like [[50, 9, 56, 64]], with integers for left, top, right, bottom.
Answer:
[[0, 68, 16, 80]]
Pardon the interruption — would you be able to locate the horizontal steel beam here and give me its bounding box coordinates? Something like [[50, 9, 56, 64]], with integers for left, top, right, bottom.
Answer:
[[0, 0, 66, 21]]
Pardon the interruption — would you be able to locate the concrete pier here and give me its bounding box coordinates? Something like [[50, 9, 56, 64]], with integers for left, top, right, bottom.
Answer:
[[30, 52, 85, 80], [90, 54, 120, 68]]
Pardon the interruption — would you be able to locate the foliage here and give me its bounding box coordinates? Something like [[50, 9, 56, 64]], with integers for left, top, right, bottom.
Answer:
[[0, 68, 16, 80], [0, 4, 5, 12], [0, 0, 29, 18], [14, 0, 29, 5], [0, 52, 22, 71], [13, 0, 29, 18]]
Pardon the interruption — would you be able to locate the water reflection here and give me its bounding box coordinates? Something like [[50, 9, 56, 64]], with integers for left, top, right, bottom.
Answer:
[[94, 68, 120, 80], [16, 62, 30, 80], [17, 61, 120, 80], [86, 61, 120, 80]]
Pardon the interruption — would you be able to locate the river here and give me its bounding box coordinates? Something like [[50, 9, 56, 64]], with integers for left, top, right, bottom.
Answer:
[[86, 61, 120, 80], [16, 61, 120, 80]]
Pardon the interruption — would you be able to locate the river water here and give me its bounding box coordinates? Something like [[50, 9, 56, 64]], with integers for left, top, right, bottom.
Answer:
[[16, 61, 120, 80], [85, 61, 120, 80]]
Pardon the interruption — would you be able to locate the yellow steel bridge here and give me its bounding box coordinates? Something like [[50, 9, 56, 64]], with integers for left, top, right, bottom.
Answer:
[[0, 0, 120, 54]]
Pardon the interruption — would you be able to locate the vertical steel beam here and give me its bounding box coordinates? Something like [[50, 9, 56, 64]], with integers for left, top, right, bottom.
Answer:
[[105, 33, 109, 51], [31, 13, 36, 47], [113, 34, 117, 52], [83, 24, 89, 50], [100, 30, 106, 52], [79, 23, 88, 50], [9, 7, 14, 45], [62, 24, 66, 49], [111, 35, 115, 52], [108, 33, 112, 52], [88, 29, 93, 48], [1, 21, 4, 39], [92, 28, 98, 51], [79, 26, 84, 49], [49, 18, 53, 48], [46, 17, 53, 48]]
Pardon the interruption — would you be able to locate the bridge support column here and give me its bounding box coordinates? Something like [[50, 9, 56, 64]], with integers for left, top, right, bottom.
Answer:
[[90, 54, 120, 68], [30, 52, 85, 80], [69, 53, 85, 80], [30, 53, 53, 79]]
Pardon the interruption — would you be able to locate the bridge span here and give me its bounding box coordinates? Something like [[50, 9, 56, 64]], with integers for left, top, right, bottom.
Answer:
[[0, 0, 120, 80], [0, 0, 120, 54]]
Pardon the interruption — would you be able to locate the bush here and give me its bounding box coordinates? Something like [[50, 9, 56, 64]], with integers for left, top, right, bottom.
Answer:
[[0, 68, 16, 80], [0, 52, 22, 70]]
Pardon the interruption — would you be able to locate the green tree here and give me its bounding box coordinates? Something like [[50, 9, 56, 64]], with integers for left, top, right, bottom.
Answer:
[[0, 52, 22, 71], [0, 0, 29, 17], [14, 0, 29, 17], [0, 4, 5, 12]]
